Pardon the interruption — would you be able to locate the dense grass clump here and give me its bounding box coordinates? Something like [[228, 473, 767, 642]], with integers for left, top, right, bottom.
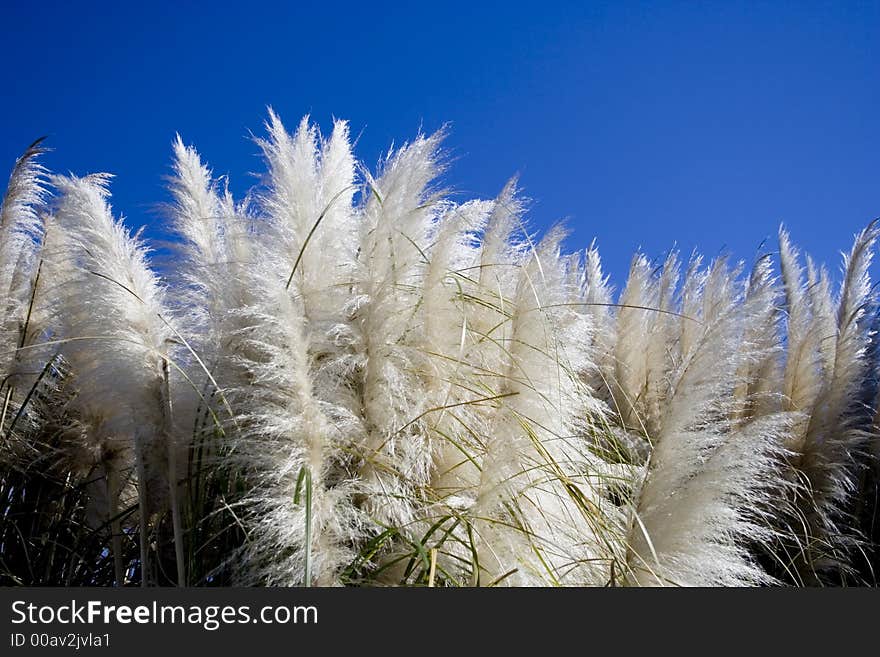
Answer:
[[1, 114, 878, 586]]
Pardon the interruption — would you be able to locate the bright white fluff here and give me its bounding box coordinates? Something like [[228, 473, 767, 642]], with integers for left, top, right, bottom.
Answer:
[[167, 136, 226, 342], [608, 257, 793, 585], [231, 272, 366, 585], [46, 174, 172, 509], [466, 228, 617, 585], [779, 223, 880, 579], [230, 114, 365, 585], [578, 241, 617, 399], [352, 130, 448, 528], [732, 254, 784, 422], [0, 140, 49, 383]]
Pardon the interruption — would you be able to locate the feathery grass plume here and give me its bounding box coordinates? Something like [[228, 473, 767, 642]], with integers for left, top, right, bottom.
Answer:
[[0, 139, 110, 585], [415, 197, 493, 414], [164, 137, 230, 469], [368, 181, 527, 586], [256, 110, 360, 422], [420, 199, 493, 358], [677, 254, 706, 361], [0, 139, 48, 318], [604, 252, 681, 465], [610, 254, 656, 437], [387, 197, 521, 585], [258, 110, 357, 304], [231, 272, 366, 585], [0, 142, 77, 586], [805, 257, 837, 379], [47, 174, 174, 585], [411, 198, 492, 496], [619, 257, 791, 586], [578, 241, 616, 399], [166, 139, 261, 409], [731, 254, 784, 423], [476, 178, 525, 291], [353, 129, 447, 529], [166, 135, 226, 351], [778, 223, 880, 582], [779, 229, 827, 430], [0, 139, 50, 435], [465, 227, 616, 586], [777, 228, 841, 582], [164, 135, 229, 431], [228, 113, 365, 585], [164, 137, 255, 585], [567, 246, 637, 470], [644, 253, 679, 435]]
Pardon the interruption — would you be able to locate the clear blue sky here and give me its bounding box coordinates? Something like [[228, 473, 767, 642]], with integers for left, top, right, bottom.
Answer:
[[1, 1, 877, 287]]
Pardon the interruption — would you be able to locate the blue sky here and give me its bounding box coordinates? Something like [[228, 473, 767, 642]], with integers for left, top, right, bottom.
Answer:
[[1, 1, 877, 286]]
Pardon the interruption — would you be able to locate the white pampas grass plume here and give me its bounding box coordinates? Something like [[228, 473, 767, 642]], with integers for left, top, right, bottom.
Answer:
[[230, 113, 364, 585], [779, 228, 827, 423], [780, 222, 880, 579], [48, 173, 174, 584], [579, 241, 617, 398], [353, 129, 447, 528], [622, 257, 791, 586], [0, 139, 49, 395], [732, 254, 784, 423], [610, 254, 655, 434], [0, 139, 48, 308], [166, 135, 226, 344], [257, 110, 357, 312], [467, 228, 613, 586], [231, 274, 365, 585], [164, 136, 245, 447]]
